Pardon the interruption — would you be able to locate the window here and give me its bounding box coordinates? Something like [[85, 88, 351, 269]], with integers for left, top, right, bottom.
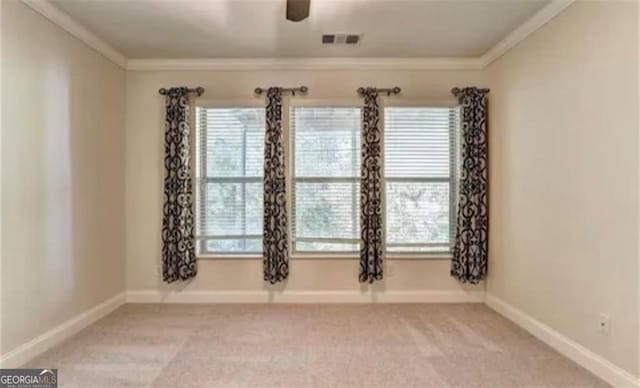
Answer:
[[195, 102, 459, 258], [290, 106, 361, 253], [384, 107, 460, 254], [195, 106, 265, 254]]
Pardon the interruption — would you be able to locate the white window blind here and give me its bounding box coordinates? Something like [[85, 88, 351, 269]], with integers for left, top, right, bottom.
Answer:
[[291, 106, 361, 253], [384, 107, 460, 253], [195, 107, 265, 254]]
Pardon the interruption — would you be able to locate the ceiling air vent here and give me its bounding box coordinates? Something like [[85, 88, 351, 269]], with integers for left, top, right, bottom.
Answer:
[[345, 35, 359, 44], [322, 34, 361, 45], [322, 34, 335, 44]]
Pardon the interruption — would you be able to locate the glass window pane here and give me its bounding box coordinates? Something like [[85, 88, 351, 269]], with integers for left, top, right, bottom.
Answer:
[[384, 106, 458, 253], [196, 107, 264, 254], [205, 239, 262, 253], [291, 106, 361, 253], [294, 107, 360, 178], [294, 181, 359, 240], [203, 181, 263, 236], [386, 182, 450, 250], [296, 241, 359, 252], [202, 108, 264, 178], [388, 245, 452, 253]]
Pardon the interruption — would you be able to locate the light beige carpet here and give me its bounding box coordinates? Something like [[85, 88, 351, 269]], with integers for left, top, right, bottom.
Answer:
[[25, 303, 607, 387]]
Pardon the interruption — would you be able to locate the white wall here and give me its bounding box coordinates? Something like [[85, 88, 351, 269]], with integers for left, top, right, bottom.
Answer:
[[487, 0, 639, 377], [1, 0, 126, 355], [125, 69, 487, 297]]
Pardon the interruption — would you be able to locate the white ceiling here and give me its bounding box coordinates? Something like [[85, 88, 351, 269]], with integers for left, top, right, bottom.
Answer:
[[49, 0, 550, 59]]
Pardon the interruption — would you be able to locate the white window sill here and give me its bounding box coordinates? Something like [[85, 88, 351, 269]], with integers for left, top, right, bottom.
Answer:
[[197, 253, 262, 260], [197, 253, 452, 261]]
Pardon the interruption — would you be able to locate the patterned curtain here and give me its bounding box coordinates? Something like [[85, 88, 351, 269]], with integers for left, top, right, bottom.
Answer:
[[263, 87, 289, 284], [359, 88, 384, 283], [162, 87, 197, 283], [451, 87, 490, 284]]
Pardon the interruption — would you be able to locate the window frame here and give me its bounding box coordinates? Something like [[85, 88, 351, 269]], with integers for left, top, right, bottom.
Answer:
[[288, 99, 364, 259], [194, 99, 266, 259], [382, 99, 460, 259], [194, 98, 458, 261]]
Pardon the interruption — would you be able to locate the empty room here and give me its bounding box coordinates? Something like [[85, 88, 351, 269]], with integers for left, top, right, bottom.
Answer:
[[1, 0, 639, 386]]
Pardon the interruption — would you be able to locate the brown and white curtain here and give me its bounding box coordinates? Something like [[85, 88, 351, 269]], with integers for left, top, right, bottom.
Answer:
[[359, 88, 384, 283], [162, 87, 197, 283], [263, 87, 289, 284], [451, 87, 489, 284]]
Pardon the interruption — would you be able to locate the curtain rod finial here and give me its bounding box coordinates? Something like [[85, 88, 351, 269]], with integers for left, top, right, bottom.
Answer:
[[389, 86, 401, 96]]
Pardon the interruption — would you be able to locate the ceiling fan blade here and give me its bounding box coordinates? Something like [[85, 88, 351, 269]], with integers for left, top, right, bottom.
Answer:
[[286, 0, 310, 22]]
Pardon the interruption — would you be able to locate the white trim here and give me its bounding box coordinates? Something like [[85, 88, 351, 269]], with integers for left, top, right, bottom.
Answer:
[[126, 57, 484, 72], [196, 99, 264, 108], [122, 0, 576, 71], [289, 254, 357, 260], [288, 98, 362, 107], [385, 99, 459, 108], [126, 289, 485, 304], [485, 293, 640, 388], [479, 0, 576, 67], [196, 254, 451, 261], [0, 292, 126, 368], [198, 254, 262, 260], [21, 0, 574, 71], [386, 253, 452, 261], [20, 0, 127, 68]]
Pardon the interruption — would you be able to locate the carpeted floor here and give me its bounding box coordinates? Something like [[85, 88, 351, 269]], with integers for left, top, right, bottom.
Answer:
[[25, 303, 607, 387]]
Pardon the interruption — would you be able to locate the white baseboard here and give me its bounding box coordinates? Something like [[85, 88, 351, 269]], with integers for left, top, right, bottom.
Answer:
[[485, 293, 640, 388], [0, 292, 126, 368], [126, 289, 485, 304]]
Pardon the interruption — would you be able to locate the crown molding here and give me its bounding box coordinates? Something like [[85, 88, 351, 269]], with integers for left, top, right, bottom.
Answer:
[[21, 0, 574, 72], [125, 57, 484, 71], [480, 0, 576, 67], [124, 0, 575, 71], [20, 0, 127, 68]]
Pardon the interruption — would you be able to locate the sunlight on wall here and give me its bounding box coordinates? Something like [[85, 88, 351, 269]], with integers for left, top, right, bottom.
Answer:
[[1, 0, 126, 361], [43, 63, 74, 309]]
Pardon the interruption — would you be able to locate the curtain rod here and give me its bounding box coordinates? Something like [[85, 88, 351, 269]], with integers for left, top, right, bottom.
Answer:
[[254, 86, 308, 96], [158, 87, 205, 96], [357, 86, 401, 96]]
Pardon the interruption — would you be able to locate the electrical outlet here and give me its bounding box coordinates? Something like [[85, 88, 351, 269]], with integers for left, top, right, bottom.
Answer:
[[598, 314, 611, 335]]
